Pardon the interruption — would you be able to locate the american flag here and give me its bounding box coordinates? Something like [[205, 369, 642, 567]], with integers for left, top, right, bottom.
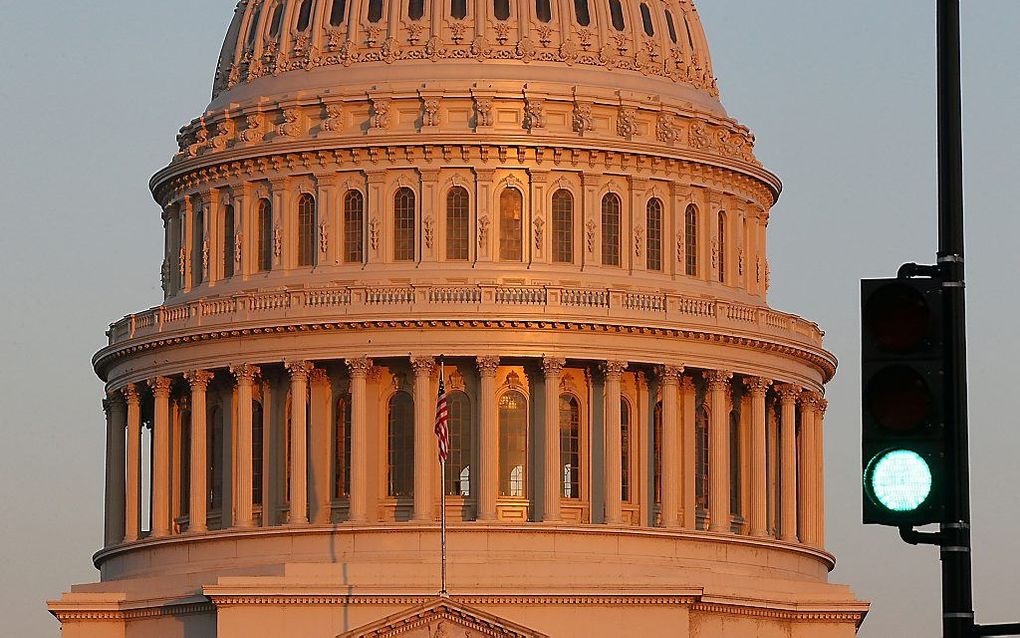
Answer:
[[434, 369, 449, 464]]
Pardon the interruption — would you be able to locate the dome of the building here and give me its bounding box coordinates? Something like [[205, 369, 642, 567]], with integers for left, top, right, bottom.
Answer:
[[51, 2, 867, 637]]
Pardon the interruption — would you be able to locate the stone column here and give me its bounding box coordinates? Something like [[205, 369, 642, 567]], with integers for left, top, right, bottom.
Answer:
[[798, 391, 821, 546], [346, 358, 373, 523], [411, 356, 438, 521], [602, 361, 627, 525], [767, 401, 779, 536], [230, 364, 259, 529], [124, 385, 141, 542], [680, 375, 697, 529], [476, 356, 500, 521], [658, 365, 683, 528], [310, 368, 332, 525], [817, 398, 829, 548], [743, 377, 771, 537], [706, 370, 733, 533], [104, 393, 127, 547], [184, 371, 214, 533], [149, 377, 173, 538], [776, 383, 801, 542], [542, 357, 566, 523], [286, 361, 313, 526]]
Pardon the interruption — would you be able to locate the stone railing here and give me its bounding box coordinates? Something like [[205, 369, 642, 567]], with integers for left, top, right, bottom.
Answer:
[[107, 284, 824, 349]]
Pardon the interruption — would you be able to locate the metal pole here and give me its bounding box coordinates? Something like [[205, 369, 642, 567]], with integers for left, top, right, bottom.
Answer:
[[936, 0, 973, 637], [440, 361, 449, 597]]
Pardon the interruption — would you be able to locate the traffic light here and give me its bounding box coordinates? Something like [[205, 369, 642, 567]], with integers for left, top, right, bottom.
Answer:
[[861, 277, 946, 526]]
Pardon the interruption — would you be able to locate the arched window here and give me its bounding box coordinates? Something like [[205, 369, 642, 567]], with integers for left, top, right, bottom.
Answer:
[[535, 0, 552, 22], [393, 187, 416, 261], [343, 190, 364, 264], [684, 204, 698, 276], [717, 211, 726, 283], [653, 401, 663, 504], [639, 3, 654, 36], [298, 193, 317, 267], [209, 407, 224, 512], [452, 0, 467, 18], [245, 6, 263, 48], [388, 392, 414, 497], [573, 0, 590, 26], [330, 0, 347, 25], [601, 193, 621, 267], [253, 400, 264, 506], [193, 208, 205, 287], [609, 0, 625, 31], [297, 0, 314, 31], [730, 410, 741, 517], [268, 3, 285, 37], [223, 204, 235, 278], [368, 0, 384, 22], [334, 396, 352, 498], [560, 395, 580, 499], [180, 407, 191, 517], [664, 9, 678, 43], [257, 199, 273, 272], [409, 0, 425, 19], [494, 0, 511, 20], [682, 13, 697, 51], [552, 189, 573, 264], [446, 391, 472, 496], [498, 390, 528, 498], [646, 198, 663, 271], [621, 399, 632, 502], [695, 405, 709, 515], [446, 186, 470, 261], [499, 188, 523, 262]]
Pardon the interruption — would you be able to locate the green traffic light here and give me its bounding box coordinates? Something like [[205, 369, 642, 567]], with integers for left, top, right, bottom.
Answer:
[[866, 449, 933, 512]]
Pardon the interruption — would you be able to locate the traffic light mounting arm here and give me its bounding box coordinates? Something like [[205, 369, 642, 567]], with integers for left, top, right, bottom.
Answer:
[[899, 525, 944, 546]]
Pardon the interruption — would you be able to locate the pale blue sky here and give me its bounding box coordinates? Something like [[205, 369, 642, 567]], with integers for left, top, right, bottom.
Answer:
[[2, 1, 1018, 636]]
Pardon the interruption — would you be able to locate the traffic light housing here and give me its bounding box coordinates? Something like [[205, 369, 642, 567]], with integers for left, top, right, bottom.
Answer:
[[861, 277, 946, 526]]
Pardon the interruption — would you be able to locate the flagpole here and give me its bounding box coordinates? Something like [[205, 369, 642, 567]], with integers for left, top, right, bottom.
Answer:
[[439, 361, 448, 598]]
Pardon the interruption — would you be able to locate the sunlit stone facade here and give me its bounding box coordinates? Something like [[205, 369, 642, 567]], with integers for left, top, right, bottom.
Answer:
[[50, 0, 867, 635]]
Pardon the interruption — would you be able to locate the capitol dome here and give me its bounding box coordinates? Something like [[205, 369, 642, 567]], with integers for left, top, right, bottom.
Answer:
[[50, 1, 867, 636]]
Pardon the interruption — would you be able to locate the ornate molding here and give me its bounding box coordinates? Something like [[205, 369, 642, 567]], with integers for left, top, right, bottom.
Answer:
[[743, 376, 772, 396], [230, 363, 261, 384], [148, 376, 173, 396], [410, 356, 437, 376], [183, 370, 215, 391], [542, 356, 567, 377], [476, 355, 500, 377], [601, 360, 628, 379], [346, 357, 374, 378], [704, 369, 733, 391], [657, 364, 684, 385], [774, 383, 802, 403], [285, 360, 315, 380]]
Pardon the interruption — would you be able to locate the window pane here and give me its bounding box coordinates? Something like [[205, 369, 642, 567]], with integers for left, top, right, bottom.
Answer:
[[394, 187, 416, 261], [180, 411, 191, 516], [646, 198, 662, 272], [536, 0, 552, 22], [335, 397, 352, 498], [246, 7, 262, 48], [664, 9, 677, 43], [499, 391, 528, 497], [685, 205, 698, 276], [609, 0, 625, 31], [653, 402, 663, 503], [717, 211, 726, 283], [730, 411, 741, 516], [696, 406, 709, 516], [446, 187, 470, 260], [409, 0, 425, 19], [343, 190, 365, 263], [269, 3, 284, 37], [446, 391, 472, 496], [552, 189, 574, 264], [560, 395, 580, 499], [258, 199, 273, 272], [330, 0, 347, 25], [499, 188, 523, 262], [452, 0, 467, 19], [193, 209, 205, 286], [494, 0, 510, 20], [222, 204, 236, 278], [621, 399, 631, 502], [298, 194, 317, 267], [297, 0, 314, 31], [601, 193, 621, 266], [253, 401, 264, 505], [639, 3, 654, 36], [368, 0, 384, 22], [573, 0, 590, 26], [388, 392, 414, 497], [210, 408, 224, 511]]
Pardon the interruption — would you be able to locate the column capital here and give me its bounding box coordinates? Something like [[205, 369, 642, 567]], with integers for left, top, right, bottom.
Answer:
[[410, 356, 437, 376], [106, 389, 127, 408], [819, 397, 829, 415], [542, 356, 567, 377], [346, 357, 374, 378], [743, 376, 772, 397], [148, 376, 173, 397], [230, 363, 261, 384], [680, 374, 697, 392], [704, 369, 733, 391], [476, 355, 500, 377], [285, 360, 314, 381], [309, 368, 331, 387], [657, 364, 685, 385], [775, 383, 802, 403], [601, 360, 628, 380], [799, 390, 824, 411], [121, 383, 141, 405], [184, 370, 215, 391]]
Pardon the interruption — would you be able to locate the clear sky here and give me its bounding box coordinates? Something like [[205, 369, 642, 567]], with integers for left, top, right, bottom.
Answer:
[[1, 1, 1018, 636]]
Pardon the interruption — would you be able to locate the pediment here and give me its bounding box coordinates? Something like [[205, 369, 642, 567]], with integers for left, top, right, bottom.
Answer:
[[339, 598, 548, 638]]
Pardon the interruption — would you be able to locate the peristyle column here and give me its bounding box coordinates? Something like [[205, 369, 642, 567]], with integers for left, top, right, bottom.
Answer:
[[706, 370, 733, 533], [743, 376, 771, 537], [680, 375, 697, 529], [659, 365, 683, 528], [817, 398, 829, 547], [542, 357, 566, 523], [411, 356, 437, 522], [104, 393, 127, 547], [346, 358, 373, 523], [476, 356, 500, 521], [603, 361, 627, 525], [230, 364, 260, 529], [309, 368, 332, 525], [123, 385, 141, 542], [149, 376, 173, 537], [798, 391, 821, 546], [184, 370, 215, 533], [286, 361, 313, 525], [776, 383, 801, 542]]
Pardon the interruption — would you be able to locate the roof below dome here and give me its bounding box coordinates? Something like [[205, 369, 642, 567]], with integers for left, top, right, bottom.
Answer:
[[211, 0, 720, 111]]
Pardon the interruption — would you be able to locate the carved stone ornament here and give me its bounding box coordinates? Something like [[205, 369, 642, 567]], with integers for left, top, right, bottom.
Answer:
[[234, 232, 243, 265], [370, 99, 391, 130], [474, 97, 493, 127], [184, 370, 215, 390], [338, 598, 548, 638], [322, 103, 344, 133], [422, 98, 441, 127], [160, 258, 170, 294], [210, 121, 232, 151], [346, 357, 374, 377], [504, 370, 525, 389], [450, 20, 467, 43], [239, 113, 264, 143], [656, 113, 681, 144], [571, 102, 594, 135], [743, 376, 772, 396], [319, 222, 329, 254], [705, 369, 734, 391], [423, 215, 435, 249], [634, 226, 644, 257], [542, 357, 566, 377], [276, 108, 301, 138], [676, 233, 685, 264], [534, 217, 545, 251], [585, 218, 597, 253], [201, 239, 210, 278], [522, 99, 545, 132], [711, 239, 718, 270], [690, 121, 711, 149], [617, 108, 638, 139], [369, 217, 381, 252], [478, 215, 490, 254], [273, 226, 283, 259], [446, 369, 466, 391], [738, 247, 745, 275]]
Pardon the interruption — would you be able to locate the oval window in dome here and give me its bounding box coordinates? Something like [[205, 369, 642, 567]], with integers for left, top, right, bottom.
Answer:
[[494, 0, 511, 21], [368, 0, 384, 23], [409, 0, 425, 20], [245, 6, 262, 48], [330, 0, 347, 25], [609, 0, 625, 31], [639, 3, 654, 36], [573, 0, 590, 26], [268, 3, 284, 38], [451, 0, 467, 19], [536, 0, 552, 23], [664, 9, 677, 43], [297, 0, 314, 31]]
